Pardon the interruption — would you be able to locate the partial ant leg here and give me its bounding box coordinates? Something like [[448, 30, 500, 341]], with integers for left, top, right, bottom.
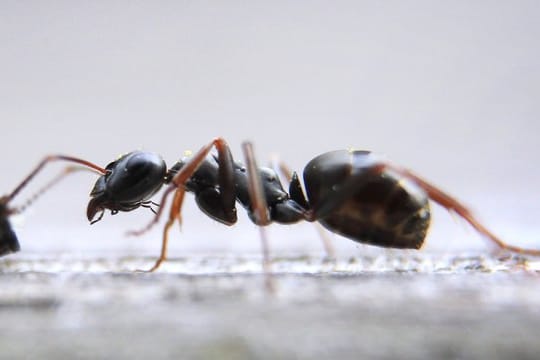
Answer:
[[242, 142, 274, 291], [270, 156, 336, 259], [384, 163, 540, 256], [131, 138, 237, 271], [242, 143, 271, 226], [143, 189, 186, 272], [5, 155, 106, 205]]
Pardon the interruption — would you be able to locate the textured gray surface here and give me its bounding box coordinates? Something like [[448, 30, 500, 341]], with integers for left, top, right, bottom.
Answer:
[[1, 253, 539, 360]]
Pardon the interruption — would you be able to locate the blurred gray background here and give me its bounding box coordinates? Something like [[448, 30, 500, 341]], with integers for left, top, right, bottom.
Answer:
[[1, 0, 539, 258]]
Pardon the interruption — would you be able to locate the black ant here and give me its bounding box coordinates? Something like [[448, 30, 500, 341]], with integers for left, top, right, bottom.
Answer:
[[1, 138, 538, 272]]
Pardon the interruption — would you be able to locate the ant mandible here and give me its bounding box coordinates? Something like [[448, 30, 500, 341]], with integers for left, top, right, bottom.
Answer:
[[1, 137, 538, 271]]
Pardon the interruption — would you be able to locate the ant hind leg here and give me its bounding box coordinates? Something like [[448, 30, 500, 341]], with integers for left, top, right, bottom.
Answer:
[[382, 162, 540, 256]]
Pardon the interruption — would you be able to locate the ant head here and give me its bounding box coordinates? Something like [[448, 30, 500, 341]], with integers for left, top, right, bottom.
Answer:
[[86, 151, 167, 222]]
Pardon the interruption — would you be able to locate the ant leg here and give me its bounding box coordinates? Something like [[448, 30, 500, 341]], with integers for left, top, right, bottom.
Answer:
[[5, 154, 106, 206], [383, 163, 540, 256], [130, 137, 237, 271], [142, 189, 186, 272], [242, 143, 271, 226], [270, 156, 336, 259], [242, 142, 274, 291]]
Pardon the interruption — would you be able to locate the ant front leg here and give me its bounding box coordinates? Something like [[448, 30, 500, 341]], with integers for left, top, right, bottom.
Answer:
[[134, 138, 237, 272]]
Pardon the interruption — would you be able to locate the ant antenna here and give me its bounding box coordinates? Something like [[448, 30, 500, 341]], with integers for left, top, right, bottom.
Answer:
[[10, 166, 100, 215], [4, 155, 106, 211]]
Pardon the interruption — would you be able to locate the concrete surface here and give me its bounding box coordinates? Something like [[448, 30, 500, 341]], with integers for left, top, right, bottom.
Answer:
[[1, 252, 539, 360]]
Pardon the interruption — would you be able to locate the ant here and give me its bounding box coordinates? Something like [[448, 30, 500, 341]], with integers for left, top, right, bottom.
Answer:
[[1, 138, 539, 272]]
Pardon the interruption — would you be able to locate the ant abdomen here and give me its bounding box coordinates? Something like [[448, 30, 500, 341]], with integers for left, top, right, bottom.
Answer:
[[303, 150, 431, 249]]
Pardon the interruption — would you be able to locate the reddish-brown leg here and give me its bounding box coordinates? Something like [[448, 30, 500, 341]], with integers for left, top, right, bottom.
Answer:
[[131, 138, 236, 272], [242, 143, 271, 226], [384, 162, 540, 255], [242, 142, 274, 291], [142, 189, 186, 272]]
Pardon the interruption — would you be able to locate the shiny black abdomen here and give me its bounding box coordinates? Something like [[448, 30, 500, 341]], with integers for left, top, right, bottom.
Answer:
[[303, 150, 431, 249]]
